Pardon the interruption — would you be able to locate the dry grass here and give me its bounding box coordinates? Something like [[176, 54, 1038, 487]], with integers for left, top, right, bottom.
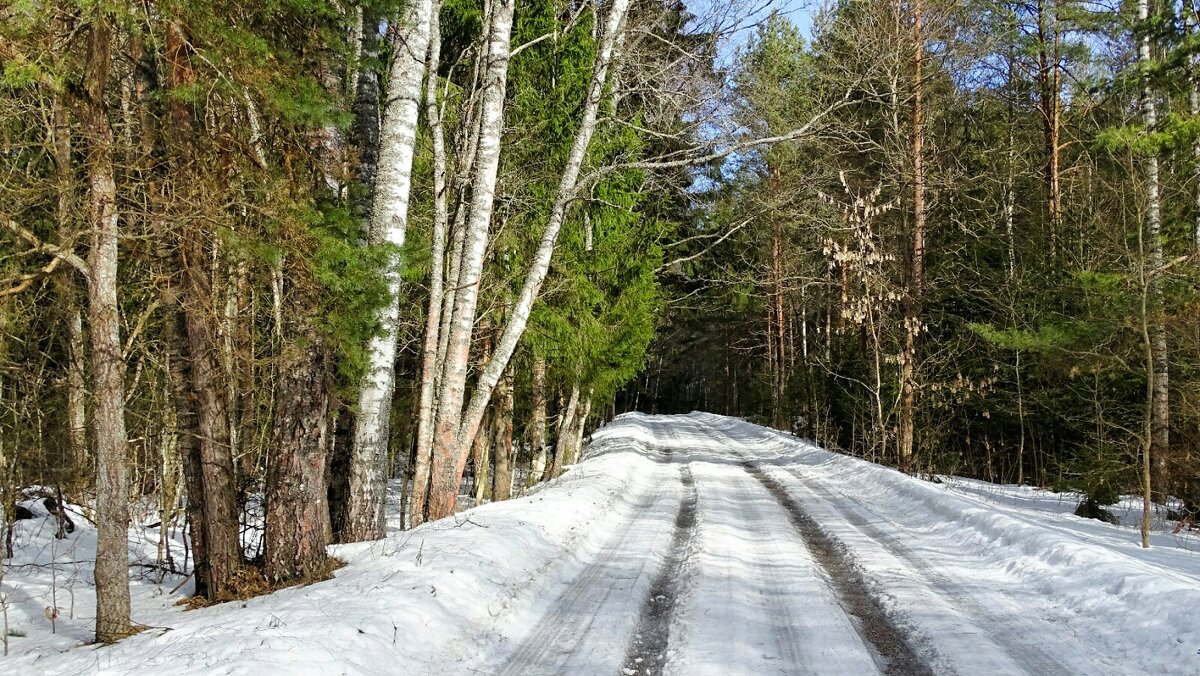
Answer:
[[177, 556, 346, 610]]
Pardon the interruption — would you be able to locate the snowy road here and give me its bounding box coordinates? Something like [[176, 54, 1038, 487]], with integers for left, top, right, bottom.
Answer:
[[7, 413, 1200, 674], [479, 414, 1200, 675]]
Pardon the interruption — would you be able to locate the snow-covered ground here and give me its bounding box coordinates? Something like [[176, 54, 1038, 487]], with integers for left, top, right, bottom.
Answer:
[[3, 412, 1199, 674]]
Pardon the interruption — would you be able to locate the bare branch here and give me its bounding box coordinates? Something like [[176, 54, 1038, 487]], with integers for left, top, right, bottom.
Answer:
[[3, 220, 90, 278], [657, 218, 752, 273]]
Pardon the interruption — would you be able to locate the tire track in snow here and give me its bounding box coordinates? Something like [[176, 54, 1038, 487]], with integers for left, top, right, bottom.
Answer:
[[495, 449, 679, 676], [743, 462, 933, 676], [775, 465, 1096, 676], [621, 464, 698, 675], [668, 465, 836, 675]]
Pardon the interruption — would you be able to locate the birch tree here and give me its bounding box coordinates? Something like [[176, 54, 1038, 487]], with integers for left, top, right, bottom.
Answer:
[[426, 0, 632, 519], [1137, 0, 1166, 547], [346, 0, 436, 542]]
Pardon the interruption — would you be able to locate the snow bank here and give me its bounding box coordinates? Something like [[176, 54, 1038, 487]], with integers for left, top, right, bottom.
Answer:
[[0, 414, 669, 673]]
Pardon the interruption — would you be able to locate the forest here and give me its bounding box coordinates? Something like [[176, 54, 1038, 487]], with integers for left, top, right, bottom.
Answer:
[[1, 0, 1198, 650]]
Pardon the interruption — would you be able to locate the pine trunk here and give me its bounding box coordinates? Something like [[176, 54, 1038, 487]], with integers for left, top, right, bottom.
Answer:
[[899, 0, 925, 475], [167, 20, 242, 597], [265, 334, 332, 582], [164, 309, 208, 599], [492, 361, 515, 501], [771, 219, 786, 429], [1037, 0, 1062, 258], [1191, 1, 1200, 251]]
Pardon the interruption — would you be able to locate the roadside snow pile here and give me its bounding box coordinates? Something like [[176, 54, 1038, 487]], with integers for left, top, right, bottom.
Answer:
[[0, 415, 669, 672], [696, 413, 1200, 675]]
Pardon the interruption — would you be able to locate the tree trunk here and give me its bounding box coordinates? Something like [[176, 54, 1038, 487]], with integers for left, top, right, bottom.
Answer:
[[327, 7, 386, 540], [527, 354, 548, 486], [899, 0, 925, 475], [265, 333, 332, 582], [1037, 0, 1062, 259], [1191, 1, 1200, 252], [569, 395, 593, 466], [51, 95, 88, 477], [347, 0, 435, 542], [428, 0, 633, 520], [164, 307, 208, 599], [1138, 0, 1170, 497], [351, 7, 382, 226], [472, 412, 492, 503], [165, 20, 243, 598], [428, 0, 518, 521], [771, 218, 786, 429], [81, 13, 131, 643], [411, 1, 449, 528], [491, 360, 515, 501], [549, 384, 581, 480]]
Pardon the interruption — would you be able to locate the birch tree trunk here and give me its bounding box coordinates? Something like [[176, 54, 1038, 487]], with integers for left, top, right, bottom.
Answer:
[[1138, 0, 1169, 500], [548, 384, 580, 481], [427, 0, 633, 520], [569, 395, 593, 466], [411, 1, 448, 527], [81, 12, 131, 642], [346, 0, 434, 542], [428, 0, 518, 520]]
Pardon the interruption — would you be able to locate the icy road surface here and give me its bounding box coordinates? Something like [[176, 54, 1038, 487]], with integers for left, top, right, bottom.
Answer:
[[6, 413, 1200, 674]]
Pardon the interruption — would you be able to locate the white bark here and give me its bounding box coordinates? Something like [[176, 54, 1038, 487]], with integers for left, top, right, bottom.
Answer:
[[430, 0, 518, 506], [454, 0, 632, 456], [346, 0, 435, 542], [570, 394, 593, 466], [411, 0, 449, 527], [1138, 0, 1166, 549]]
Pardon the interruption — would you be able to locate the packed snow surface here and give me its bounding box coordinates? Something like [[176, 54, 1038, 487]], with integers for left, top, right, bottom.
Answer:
[[4, 412, 1200, 674]]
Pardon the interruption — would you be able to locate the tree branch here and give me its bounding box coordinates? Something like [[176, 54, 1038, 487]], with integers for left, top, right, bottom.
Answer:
[[3, 220, 90, 278], [656, 218, 752, 273]]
